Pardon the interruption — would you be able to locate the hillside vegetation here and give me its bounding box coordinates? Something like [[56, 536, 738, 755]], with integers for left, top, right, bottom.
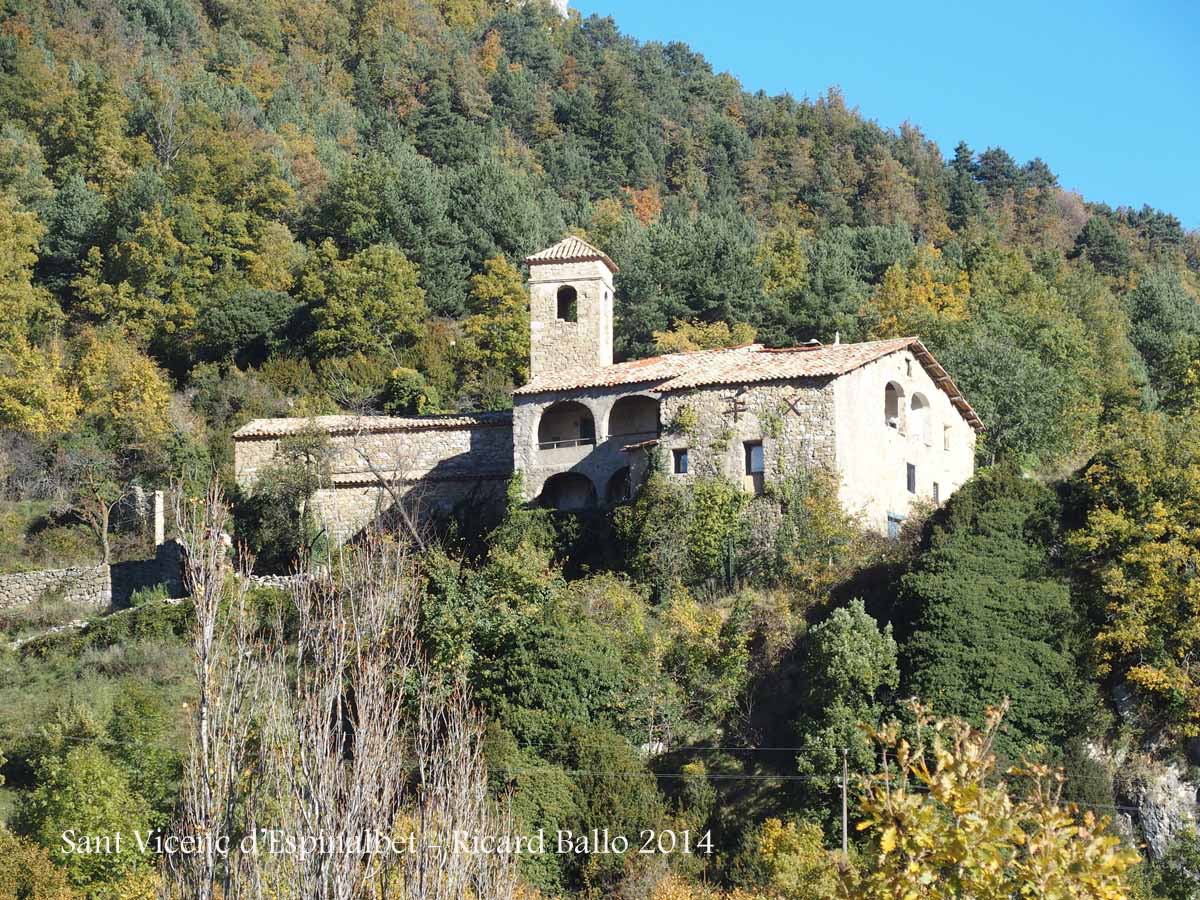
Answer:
[[1, 0, 1200, 898]]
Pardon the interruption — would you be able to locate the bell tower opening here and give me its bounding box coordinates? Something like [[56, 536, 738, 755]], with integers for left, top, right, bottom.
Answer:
[[556, 285, 578, 322], [525, 236, 618, 381]]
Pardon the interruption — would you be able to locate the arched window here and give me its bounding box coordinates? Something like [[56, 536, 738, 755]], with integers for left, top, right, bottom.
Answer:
[[556, 285, 578, 322], [537, 401, 595, 449], [608, 395, 660, 438], [910, 393, 931, 445], [605, 467, 633, 504], [539, 472, 597, 510], [884, 382, 905, 431]]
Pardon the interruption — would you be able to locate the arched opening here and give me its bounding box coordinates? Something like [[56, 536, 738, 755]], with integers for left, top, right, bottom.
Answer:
[[608, 395, 660, 439], [605, 467, 633, 504], [910, 393, 931, 445], [884, 382, 905, 431], [538, 401, 596, 449], [539, 472, 597, 511], [556, 285, 578, 322]]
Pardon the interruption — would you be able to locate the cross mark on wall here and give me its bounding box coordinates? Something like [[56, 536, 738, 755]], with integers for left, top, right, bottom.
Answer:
[[783, 394, 806, 417]]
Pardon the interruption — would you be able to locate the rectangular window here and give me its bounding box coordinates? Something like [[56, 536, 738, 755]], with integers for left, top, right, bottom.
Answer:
[[743, 440, 765, 496], [933, 482, 940, 504], [673, 448, 689, 474], [744, 441, 764, 474], [907, 463, 917, 494], [887, 513, 905, 541], [943, 424, 952, 451]]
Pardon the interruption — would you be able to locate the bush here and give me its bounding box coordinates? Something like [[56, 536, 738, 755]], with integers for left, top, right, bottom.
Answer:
[[127, 584, 167, 607], [381, 366, 441, 415], [14, 746, 153, 887], [0, 825, 76, 899]]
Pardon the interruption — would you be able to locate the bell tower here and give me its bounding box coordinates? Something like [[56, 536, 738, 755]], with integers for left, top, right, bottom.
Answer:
[[525, 236, 618, 380]]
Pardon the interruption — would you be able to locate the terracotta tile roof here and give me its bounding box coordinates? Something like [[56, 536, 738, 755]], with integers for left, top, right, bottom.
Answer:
[[525, 236, 618, 273], [515, 338, 983, 430], [233, 411, 512, 440]]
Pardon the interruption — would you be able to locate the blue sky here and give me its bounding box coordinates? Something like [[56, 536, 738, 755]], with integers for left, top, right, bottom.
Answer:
[[572, 0, 1200, 229]]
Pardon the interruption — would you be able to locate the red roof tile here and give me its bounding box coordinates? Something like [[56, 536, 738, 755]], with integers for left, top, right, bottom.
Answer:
[[525, 236, 619, 273], [515, 338, 983, 430], [233, 411, 512, 440]]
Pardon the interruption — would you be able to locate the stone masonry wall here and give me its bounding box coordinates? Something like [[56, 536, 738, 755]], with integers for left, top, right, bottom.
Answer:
[[528, 258, 614, 379], [0, 564, 112, 609], [235, 419, 514, 544], [656, 379, 838, 486]]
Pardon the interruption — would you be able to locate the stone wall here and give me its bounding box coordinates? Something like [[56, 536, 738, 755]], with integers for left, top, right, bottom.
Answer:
[[528, 258, 614, 379], [0, 564, 111, 609], [235, 415, 515, 544], [656, 379, 838, 488], [111, 541, 184, 604]]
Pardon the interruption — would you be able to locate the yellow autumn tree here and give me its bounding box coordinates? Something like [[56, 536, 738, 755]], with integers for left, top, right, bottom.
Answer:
[[71, 329, 173, 453], [867, 244, 969, 338], [653, 319, 757, 354], [459, 255, 530, 384], [757, 224, 811, 303], [0, 192, 60, 343], [733, 818, 841, 898], [0, 337, 80, 437], [0, 825, 77, 900], [844, 701, 1138, 899], [1066, 411, 1200, 737]]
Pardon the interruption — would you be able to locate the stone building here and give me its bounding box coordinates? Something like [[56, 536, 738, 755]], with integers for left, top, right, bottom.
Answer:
[[234, 236, 982, 540]]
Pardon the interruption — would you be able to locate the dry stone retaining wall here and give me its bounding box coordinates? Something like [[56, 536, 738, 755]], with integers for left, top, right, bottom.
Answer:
[[0, 564, 112, 608]]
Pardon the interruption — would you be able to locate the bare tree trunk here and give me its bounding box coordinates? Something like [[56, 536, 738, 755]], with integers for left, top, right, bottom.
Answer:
[[161, 483, 266, 900], [262, 534, 517, 900], [164, 488, 516, 900]]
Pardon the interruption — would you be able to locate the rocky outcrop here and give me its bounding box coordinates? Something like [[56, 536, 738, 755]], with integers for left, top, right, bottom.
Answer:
[[1116, 757, 1200, 859]]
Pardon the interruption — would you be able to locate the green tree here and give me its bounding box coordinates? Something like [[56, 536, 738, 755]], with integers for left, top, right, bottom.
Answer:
[[313, 147, 469, 315], [1124, 265, 1200, 395], [900, 467, 1083, 757], [458, 254, 530, 388], [792, 600, 899, 817], [237, 424, 332, 571], [1071, 215, 1133, 278], [303, 241, 427, 360]]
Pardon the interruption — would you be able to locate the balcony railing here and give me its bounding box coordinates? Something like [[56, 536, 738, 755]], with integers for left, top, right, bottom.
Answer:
[[538, 437, 596, 450]]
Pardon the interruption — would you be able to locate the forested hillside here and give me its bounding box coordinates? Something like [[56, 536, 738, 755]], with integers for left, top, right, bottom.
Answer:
[[2, 0, 1200, 898]]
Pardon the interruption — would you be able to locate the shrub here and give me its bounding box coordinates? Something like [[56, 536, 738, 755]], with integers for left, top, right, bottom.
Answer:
[[14, 746, 153, 887]]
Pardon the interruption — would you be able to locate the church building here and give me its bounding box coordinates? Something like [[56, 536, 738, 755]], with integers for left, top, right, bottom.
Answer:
[[234, 236, 981, 542]]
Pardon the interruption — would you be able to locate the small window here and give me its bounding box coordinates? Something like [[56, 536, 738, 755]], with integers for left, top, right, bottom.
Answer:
[[906, 463, 917, 494], [887, 513, 905, 541], [744, 441, 764, 475], [933, 482, 940, 504], [673, 448, 689, 474], [906, 358, 913, 377], [943, 424, 952, 451], [556, 285, 578, 322]]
